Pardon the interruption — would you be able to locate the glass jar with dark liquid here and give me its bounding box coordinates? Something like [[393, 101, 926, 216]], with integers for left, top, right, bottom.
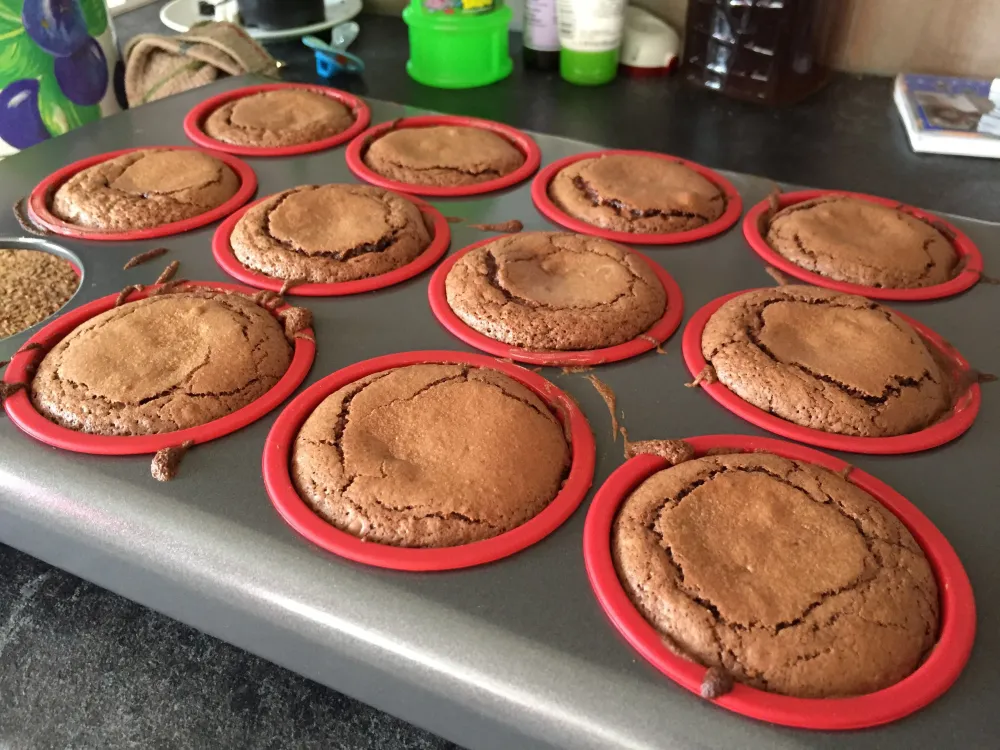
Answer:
[[682, 0, 841, 105]]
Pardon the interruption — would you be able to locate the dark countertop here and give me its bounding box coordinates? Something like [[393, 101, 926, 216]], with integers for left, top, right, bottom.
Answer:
[[2, 4, 996, 750]]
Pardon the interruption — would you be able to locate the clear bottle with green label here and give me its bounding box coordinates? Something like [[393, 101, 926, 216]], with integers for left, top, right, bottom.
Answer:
[[556, 0, 626, 86]]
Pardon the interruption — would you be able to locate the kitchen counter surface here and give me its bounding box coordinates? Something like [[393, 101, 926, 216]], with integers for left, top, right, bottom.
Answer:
[[2, 4, 996, 749]]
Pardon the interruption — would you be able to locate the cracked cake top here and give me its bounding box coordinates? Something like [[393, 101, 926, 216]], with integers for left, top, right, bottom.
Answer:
[[291, 363, 571, 548], [203, 89, 355, 148], [613, 451, 939, 698], [30, 290, 293, 436], [52, 149, 240, 232], [548, 153, 726, 234], [231, 184, 432, 284], [362, 126, 525, 188], [766, 196, 957, 289], [701, 286, 952, 437], [444, 232, 666, 350]]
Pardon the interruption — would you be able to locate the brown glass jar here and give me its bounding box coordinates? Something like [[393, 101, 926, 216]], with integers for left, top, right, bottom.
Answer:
[[682, 0, 841, 105]]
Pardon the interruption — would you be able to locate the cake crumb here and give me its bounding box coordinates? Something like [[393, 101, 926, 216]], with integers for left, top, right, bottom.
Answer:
[[838, 465, 854, 480], [561, 365, 594, 374], [704, 446, 744, 456], [624, 439, 695, 466], [444, 216, 463, 224], [585, 374, 618, 439], [496, 357, 515, 364], [155, 260, 180, 284], [765, 266, 794, 286], [0, 360, 7, 370], [685, 364, 717, 388], [470, 219, 524, 233], [280, 306, 313, 337], [293, 331, 315, 343], [151, 440, 195, 482], [17, 342, 44, 354], [114, 284, 144, 307], [278, 277, 306, 296], [700, 667, 734, 700], [12, 197, 49, 236], [123, 247, 168, 270]]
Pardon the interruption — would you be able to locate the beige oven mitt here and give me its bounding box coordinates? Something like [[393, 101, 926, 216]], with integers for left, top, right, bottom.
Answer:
[[124, 21, 280, 107]]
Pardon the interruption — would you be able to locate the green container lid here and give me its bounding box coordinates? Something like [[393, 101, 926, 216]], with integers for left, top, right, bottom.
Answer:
[[403, 2, 513, 89], [560, 48, 620, 86]]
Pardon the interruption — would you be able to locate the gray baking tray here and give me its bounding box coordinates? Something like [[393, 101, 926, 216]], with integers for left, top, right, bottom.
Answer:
[[1, 77, 997, 750]]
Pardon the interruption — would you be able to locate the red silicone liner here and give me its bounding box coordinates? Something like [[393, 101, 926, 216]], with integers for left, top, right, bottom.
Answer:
[[583, 434, 976, 730], [263, 350, 596, 571], [183, 83, 372, 157], [212, 191, 451, 296], [427, 236, 685, 366], [743, 190, 985, 301], [345, 115, 542, 198], [2, 281, 315, 455], [681, 290, 981, 454], [530, 150, 743, 245], [26, 146, 258, 242]]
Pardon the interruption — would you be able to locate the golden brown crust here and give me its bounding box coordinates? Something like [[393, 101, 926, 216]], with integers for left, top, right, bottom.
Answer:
[[613, 452, 939, 698], [766, 196, 957, 288], [701, 286, 952, 437], [548, 154, 725, 234], [291, 364, 571, 548]]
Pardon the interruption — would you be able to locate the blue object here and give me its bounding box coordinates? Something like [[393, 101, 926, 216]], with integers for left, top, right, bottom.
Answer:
[[303, 35, 365, 78]]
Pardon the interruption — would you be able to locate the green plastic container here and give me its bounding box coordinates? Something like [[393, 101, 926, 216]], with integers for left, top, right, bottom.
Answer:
[[560, 48, 619, 86], [403, 2, 513, 89]]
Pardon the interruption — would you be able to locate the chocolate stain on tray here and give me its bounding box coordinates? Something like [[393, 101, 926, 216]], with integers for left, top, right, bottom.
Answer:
[[155, 260, 180, 284], [685, 364, 717, 388], [151, 440, 194, 482], [765, 266, 794, 286], [17, 342, 44, 355], [584, 374, 619, 439], [700, 667, 734, 700], [123, 247, 168, 270], [12, 197, 49, 236], [470, 220, 524, 233]]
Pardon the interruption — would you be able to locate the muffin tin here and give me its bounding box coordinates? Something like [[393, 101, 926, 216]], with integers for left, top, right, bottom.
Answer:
[[0, 78, 997, 750]]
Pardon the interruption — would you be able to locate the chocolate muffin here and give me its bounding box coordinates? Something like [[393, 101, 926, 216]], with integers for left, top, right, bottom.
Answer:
[[203, 89, 355, 148], [291, 363, 571, 547], [548, 153, 726, 234], [52, 149, 240, 232], [231, 184, 432, 284], [766, 196, 958, 288], [363, 126, 525, 187], [31, 290, 292, 435], [701, 286, 952, 437], [613, 451, 940, 698], [445, 232, 666, 350], [1, 249, 79, 338]]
